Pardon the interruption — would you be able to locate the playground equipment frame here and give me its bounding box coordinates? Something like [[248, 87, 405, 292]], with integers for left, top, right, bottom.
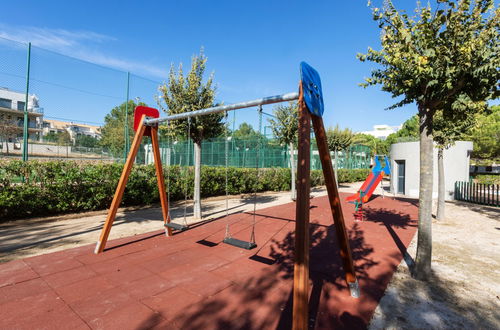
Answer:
[[94, 72, 358, 330]]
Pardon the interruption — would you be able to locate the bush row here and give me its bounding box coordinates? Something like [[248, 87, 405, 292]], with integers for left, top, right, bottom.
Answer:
[[0, 160, 369, 220]]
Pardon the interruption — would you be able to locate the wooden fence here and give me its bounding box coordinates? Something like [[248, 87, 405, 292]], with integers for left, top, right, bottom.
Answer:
[[454, 181, 499, 207]]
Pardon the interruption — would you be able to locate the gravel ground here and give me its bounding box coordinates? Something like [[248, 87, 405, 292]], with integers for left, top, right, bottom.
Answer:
[[369, 200, 500, 329]]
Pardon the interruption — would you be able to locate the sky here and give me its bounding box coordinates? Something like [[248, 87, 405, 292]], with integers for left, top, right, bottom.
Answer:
[[0, 0, 422, 132]]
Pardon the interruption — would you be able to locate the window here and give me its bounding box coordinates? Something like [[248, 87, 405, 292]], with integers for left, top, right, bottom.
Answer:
[[0, 98, 12, 109], [17, 101, 25, 111]]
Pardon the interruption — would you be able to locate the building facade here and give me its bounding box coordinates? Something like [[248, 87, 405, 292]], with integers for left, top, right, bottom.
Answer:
[[389, 141, 473, 200], [360, 124, 402, 140], [0, 87, 43, 141], [42, 119, 101, 143]]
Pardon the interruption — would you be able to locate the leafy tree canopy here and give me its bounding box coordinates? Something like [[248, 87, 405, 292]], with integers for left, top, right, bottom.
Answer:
[[268, 101, 299, 146], [159, 49, 224, 144], [465, 104, 500, 159], [326, 125, 354, 152], [100, 100, 144, 156]]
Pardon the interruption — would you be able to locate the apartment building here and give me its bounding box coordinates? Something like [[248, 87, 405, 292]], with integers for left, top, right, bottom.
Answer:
[[42, 119, 101, 143], [0, 87, 43, 141]]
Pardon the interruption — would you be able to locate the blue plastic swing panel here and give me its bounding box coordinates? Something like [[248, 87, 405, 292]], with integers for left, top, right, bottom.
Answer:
[[300, 62, 324, 117]]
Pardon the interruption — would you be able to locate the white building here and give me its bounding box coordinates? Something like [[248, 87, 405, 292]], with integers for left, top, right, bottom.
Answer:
[[361, 124, 402, 140], [389, 141, 473, 200], [42, 119, 101, 143], [0, 87, 43, 141]]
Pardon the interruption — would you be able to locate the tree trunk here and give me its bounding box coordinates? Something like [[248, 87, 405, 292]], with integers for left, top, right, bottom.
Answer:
[[414, 105, 434, 280], [289, 142, 296, 200], [436, 147, 445, 221], [193, 141, 202, 219]]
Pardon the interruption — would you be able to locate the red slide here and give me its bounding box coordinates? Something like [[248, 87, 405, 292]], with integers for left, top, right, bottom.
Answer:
[[346, 172, 374, 203]]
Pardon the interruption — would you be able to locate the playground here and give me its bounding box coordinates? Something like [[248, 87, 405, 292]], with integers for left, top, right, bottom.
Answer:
[[0, 190, 419, 329]]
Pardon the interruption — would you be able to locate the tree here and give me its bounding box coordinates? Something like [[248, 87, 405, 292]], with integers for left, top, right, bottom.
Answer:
[[75, 135, 99, 148], [269, 101, 299, 199], [159, 49, 224, 219], [57, 130, 71, 146], [100, 100, 144, 157], [433, 102, 482, 220], [358, 0, 499, 280], [0, 116, 19, 154], [353, 133, 389, 156], [465, 105, 500, 160], [326, 125, 355, 184]]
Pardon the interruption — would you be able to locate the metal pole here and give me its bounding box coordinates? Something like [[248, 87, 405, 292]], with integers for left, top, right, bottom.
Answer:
[[124, 72, 130, 161], [22, 42, 31, 162], [145, 92, 299, 125]]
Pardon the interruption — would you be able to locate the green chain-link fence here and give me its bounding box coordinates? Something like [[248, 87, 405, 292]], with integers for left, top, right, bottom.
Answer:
[[141, 137, 371, 170]]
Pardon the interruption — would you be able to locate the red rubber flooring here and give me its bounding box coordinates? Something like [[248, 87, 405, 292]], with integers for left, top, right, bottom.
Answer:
[[0, 193, 418, 330]]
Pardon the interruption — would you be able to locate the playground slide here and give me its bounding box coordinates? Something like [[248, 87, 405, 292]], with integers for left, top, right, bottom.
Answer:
[[346, 156, 390, 204]]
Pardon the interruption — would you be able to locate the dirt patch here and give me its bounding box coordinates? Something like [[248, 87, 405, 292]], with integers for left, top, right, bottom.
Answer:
[[370, 201, 500, 329]]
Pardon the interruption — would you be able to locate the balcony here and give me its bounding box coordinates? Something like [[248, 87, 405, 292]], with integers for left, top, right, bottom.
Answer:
[[0, 106, 44, 116]]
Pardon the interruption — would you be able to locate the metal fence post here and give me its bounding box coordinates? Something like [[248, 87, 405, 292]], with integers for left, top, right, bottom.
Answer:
[[22, 42, 31, 162]]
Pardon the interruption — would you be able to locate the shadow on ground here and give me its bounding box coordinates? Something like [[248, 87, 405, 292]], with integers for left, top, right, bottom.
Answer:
[[135, 206, 418, 330]]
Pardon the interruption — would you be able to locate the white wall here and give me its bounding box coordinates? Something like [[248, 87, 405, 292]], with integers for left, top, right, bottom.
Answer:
[[390, 141, 473, 200]]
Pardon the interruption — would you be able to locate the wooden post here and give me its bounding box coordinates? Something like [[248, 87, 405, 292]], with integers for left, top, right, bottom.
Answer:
[[94, 115, 147, 254], [311, 115, 359, 297], [293, 83, 311, 330], [151, 125, 173, 237]]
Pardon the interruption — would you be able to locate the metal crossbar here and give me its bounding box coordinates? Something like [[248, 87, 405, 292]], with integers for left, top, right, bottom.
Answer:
[[144, 92, 299, 125]]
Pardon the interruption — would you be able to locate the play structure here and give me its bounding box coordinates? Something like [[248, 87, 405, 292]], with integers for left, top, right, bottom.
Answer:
[[94, 62, 359, 330], [346, 155, 391, 221]]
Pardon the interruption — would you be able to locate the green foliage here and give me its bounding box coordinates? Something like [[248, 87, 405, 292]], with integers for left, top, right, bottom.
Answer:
[[359, 0, 499, 113], [231, 123, 265, 149], [326, 125, 354, 152], [385, 115, 419, 146], [100, 100, 144, 156], [74, 135, 99, 148], [353, 133, 389, 156], [0, 160, 369, 220], [159, 49, 224, 144], [268, 101, 299, 146], [472, 174, 500, 185], [465, 105, 500, 159]]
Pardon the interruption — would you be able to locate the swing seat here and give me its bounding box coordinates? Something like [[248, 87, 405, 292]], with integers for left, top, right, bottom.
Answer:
[[223, 237, 257, 250], [164, 223, 188, 231]]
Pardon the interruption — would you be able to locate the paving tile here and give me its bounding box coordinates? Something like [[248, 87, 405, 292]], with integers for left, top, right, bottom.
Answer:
[[43, 266, 97, 289], [182, 271, 233, 298], [70, 287, 136, 323], [0, 277, 52, 305], [141, 286, 204, 321], [119, 274, 177, 300], [0, 259, 39, 288], [24, 254, 84, 276], [103, 264, 154, 286], [55, 276, 115, 304], [86, 302, 163, 330], [0, 290, 89, 330]]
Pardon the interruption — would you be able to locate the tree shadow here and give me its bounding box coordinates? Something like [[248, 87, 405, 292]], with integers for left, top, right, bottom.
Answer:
[[152, 220, 381, 330], [451, 200, 500, 222], [363, 207, 417, 271], [370, 268, 500, 329]]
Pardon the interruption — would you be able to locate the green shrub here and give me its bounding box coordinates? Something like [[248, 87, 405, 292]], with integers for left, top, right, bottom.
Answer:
[[473, 174, 500, 185], [0, 160, 370, 220]]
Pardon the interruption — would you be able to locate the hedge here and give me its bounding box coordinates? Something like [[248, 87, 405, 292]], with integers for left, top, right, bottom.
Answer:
[[0, 160, 369, 220]]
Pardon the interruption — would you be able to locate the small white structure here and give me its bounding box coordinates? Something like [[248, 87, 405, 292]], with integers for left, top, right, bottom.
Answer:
[[360, 124, 402, 140], [389, 141, 473, 200]]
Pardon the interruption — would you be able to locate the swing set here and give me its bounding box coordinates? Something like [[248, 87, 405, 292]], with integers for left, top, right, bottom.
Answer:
[[94, 62, 359, 330]]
